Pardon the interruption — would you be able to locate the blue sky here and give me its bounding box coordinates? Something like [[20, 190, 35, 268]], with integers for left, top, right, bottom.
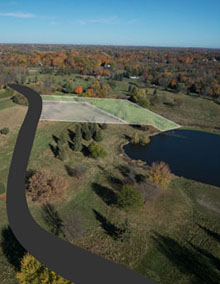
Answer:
[[0, 0, 219, 48]]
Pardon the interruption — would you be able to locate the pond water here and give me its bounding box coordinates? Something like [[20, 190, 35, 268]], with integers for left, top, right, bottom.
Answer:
[[123, 129, 220, 187]]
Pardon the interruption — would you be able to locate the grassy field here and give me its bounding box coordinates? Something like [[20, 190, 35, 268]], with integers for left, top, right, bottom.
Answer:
[[146, 88, 220, 134], [1, 80, 220, 283], [0, 99, 15, 111], [41, 95, 180, 131], [1, 101, 220, 283], [28, 120, 220, 284]]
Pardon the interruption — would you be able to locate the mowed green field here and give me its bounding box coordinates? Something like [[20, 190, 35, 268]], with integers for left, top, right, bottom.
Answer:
[[41, 95, 180, 131], [0, 99, 15, 111]]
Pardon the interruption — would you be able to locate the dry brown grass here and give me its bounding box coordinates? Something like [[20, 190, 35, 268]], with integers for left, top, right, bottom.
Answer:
[[0, 105, 27, 132]]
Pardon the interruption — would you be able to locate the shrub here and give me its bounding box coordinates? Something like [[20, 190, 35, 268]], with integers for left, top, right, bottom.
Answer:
[[88, 142, 107, 159], [176, 82, 187, 93], [148, 161, 172, 189], [117, 185, 144, 211], [17, 254, 72, 284], [139, 135, 150, 145], [130, 133, 150, 145], [62, 81, 74, 93], [0, 127, 9, 135], [27, 170, 68, 203], [65, 165, 87, 179], [138, 96, 150, 108], [83, 88, 96, 97], [12, 94, 28, 106], [130, 133, 139, 144]]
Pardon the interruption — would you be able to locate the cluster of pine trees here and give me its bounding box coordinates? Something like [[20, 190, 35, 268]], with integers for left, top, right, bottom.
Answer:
[[55, 123, 108, 161]]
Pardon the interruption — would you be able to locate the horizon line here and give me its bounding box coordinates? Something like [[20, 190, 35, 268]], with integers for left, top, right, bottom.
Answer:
[[0, 42, 219, 50]]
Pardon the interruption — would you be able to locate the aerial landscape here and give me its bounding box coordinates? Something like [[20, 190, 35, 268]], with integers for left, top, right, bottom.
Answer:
[[0, 0, 220, 284]]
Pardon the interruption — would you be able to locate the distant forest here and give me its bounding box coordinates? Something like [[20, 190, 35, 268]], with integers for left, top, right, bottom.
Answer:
[[0, 44, 220, 98]]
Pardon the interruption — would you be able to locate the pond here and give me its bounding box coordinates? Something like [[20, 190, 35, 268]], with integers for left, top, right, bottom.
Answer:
[[123, 129, 220, 187]]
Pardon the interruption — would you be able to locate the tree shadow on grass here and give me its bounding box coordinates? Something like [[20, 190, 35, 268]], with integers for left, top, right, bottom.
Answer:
[[68, 129, 75, 141], [82, 144, 90, 157], [92, 183, 117, 206], [107, 175, 123, 191], [151, 232, 220, 284], [1, 226, 26, 271], [49, 143, 59, 158], [197, 224, 220, 243], [117, 165, 130, 177], [25, 169, 36, 188], [52, 135, 59, 144], [93, 210, 122, 240], [41, 203, 64, 237], [123, 134, 131, 141], [188, 242, 220, 271]]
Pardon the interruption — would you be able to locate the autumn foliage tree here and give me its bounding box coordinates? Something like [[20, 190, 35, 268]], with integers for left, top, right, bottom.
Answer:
[[148, 161, 172, 189], [17, 254, 72, 284], [74, 86, 83, 94], [27, 170, 68, 203]]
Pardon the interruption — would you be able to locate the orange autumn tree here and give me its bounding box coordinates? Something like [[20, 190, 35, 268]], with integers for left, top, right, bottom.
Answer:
[[83, 88, 96, 97], [74, 86, 83, 94]]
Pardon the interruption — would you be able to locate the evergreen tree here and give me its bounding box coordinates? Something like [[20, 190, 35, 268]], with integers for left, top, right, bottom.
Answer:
[[119, 218, 131, 243], [72, 138, 82, 152], [89, 123, 98, 137], [58, 144, 68, 161], [72, 125, 82, 152], [93, 129, 103, 142], [82, 123, 92, 141], [75, 124, 82, 140], [99, 123, 108, 130], [117, 185, 144, 211], [59, 131, 67, 146]]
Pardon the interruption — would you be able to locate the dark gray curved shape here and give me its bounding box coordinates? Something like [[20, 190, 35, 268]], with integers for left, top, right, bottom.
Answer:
[[6, 84, 156, 284]]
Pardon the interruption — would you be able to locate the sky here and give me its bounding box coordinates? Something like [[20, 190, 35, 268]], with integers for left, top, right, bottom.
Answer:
[[0, 0, 219, 48]]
